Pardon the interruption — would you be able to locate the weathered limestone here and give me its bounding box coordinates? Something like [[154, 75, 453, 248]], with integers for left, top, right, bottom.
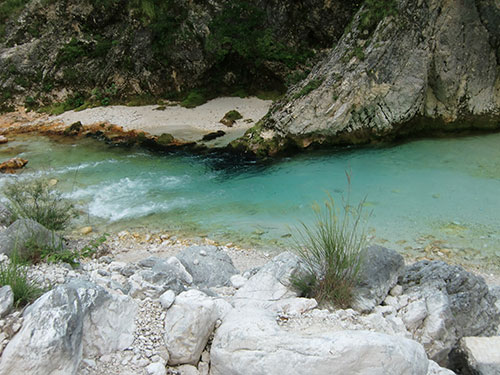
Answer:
[[233, 251, 304, 308], [243, 0, 500, 155], [164, 290, 220, 365], [211, 307, 430, 375], [176, 245, 238, 288], [0, 286, 14, 319], [352, 245, 405, 312], [0, 281, 137, 374]]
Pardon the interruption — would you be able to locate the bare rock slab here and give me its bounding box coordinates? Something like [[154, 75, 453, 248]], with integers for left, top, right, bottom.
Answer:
[[211, 307, 429, 375]]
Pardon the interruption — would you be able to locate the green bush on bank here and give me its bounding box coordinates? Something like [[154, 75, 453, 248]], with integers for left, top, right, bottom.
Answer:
[[291, 191, 367, 307], [3, 179, 77, 231]]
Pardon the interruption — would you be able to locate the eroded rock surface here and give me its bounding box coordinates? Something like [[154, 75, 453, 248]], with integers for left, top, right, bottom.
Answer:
[[240, 0, 500, 155]]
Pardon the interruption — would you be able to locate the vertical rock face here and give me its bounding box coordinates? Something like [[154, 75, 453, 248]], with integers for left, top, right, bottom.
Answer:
[[245, 0, 500, 154]]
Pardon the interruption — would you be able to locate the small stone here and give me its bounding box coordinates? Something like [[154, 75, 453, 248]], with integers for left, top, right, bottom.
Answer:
[[0, 136, 8, 144], [199, 250, 207, 256], [159, 290, 176, 310], [177, 364, 200, 375], [11, 322, 21, 333], [193, 259, 200, 265], [82, 359, 96, 368], [79, 226, 93, 235], [145, 362, 166, 375], [230, 275, 247, 289], [390, 285, 403, 297], [48, 179, 58, 186]]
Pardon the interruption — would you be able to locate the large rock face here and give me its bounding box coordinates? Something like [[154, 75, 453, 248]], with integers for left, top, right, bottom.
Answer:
[[0, 0, 358, 109], [238, 0, 500, 155]]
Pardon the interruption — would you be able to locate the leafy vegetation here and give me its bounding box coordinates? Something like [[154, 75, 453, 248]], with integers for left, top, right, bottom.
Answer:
[[0, 0, 30, 39], [0, 257, 43, 307], [290, 189, 368, 307], [293, 78, 324, 99], [3, 179, 77, 231], [206, 2, 312, 69], [30, 233, 108, 268], [223, 110, 242, 122], [180, 90, 207, 108]]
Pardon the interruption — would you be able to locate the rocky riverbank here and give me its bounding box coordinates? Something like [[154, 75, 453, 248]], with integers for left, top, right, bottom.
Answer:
[[0, 217, 498, 374]]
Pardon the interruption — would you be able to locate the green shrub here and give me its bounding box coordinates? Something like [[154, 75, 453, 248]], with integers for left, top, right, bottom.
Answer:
[[15, 231, 108, 268], [359, 0, 397, 36], [0, 0, 31, 39], [180, 90, 207, 108], [293, 78, 324, 99], [206, 2, 311, 68], [0, 258, 43, 307], [56, 38, 87, 66], [290, 192, 367, 307], [223, 110, 243, 122], [157, 133, 174, 145], [3, 179, 77, 231]]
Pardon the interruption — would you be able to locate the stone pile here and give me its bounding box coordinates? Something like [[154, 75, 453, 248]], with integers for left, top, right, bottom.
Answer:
[[0, 221, 498, 374]]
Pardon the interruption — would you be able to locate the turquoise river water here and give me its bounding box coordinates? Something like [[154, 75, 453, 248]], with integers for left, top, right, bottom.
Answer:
[[0, 133, 499, 267]]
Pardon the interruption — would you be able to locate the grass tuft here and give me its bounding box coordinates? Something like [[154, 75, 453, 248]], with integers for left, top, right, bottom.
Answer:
[[0, 258, 43, 307], [290, 182, 368, 308]]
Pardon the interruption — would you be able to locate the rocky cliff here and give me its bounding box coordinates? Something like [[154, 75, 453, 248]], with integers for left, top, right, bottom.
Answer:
[[0, 0, 359, 112], [232, 0, 500, 156]]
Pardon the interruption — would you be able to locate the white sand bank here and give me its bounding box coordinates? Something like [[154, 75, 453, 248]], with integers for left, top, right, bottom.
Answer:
[[50, 97, 272, 145]]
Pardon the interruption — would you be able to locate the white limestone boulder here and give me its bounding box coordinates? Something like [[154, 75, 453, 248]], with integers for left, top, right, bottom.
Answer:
[[0, 286, 84, 375], [164, 290, 220, 365], [211, 307, 429, 375], [0, 285, 13, 318]]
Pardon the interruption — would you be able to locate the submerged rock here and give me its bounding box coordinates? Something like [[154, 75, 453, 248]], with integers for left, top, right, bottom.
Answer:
[[0, 158, 28, 173]]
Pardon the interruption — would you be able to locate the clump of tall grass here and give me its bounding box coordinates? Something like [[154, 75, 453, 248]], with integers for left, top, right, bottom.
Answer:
[[291, 188, 368, 308], [0, 257, 43, 307], [3, 178, 77, 231]]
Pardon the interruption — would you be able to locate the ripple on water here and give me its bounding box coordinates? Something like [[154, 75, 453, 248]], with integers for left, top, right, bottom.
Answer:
[[0, 133, 499, 268]]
